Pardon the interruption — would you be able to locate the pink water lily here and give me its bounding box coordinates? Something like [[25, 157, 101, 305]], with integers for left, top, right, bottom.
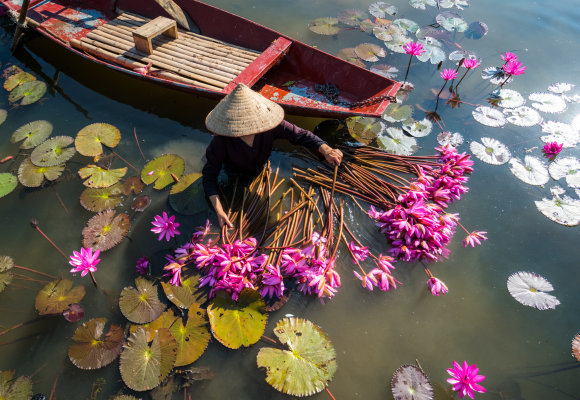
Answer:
[[370, 268, 400, 291], [348, 242, 369, 263], [260, 264, 284, 299], [69, 248, 100, 277], [441, 68, 458, 81], [462, 231, 487, 248], [503, 60, 526, 76], [447, 361, 486, 399], [427, 277, 448, 296], [403, 41, 425, 56], [192, 219, 211, 243], [353, 270, 377, 291], [543, 141, 563, 156], [151, 212, 181, 241], [501, 51, 518, 63], [135, 256, 149, 275], [164, 262, 183, 286], [461, 59, 480, 69]]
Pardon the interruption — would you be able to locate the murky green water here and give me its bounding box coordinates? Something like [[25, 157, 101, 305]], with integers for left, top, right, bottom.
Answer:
[[1, 0, 579, 398]]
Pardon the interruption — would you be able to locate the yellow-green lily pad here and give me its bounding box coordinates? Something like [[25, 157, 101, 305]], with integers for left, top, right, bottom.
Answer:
[[141, 154, 184, 190], [18, 158, 64, 188], [35, 279, 86, 315], [75, 123, 121, 157], [79, 165, 127, 188]]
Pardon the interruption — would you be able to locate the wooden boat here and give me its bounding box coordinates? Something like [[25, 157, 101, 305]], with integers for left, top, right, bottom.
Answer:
[[1, 0, 401, 118]]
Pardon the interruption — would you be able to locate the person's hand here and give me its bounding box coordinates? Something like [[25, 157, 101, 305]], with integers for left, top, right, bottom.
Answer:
[[217, 209, 233, 228], [319, 144, 343, 166], [210, 195, 233, 228]]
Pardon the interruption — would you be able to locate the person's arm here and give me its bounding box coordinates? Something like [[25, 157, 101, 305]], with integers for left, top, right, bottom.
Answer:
[[202, 138, 233, 228], [209, 195, 232, 228]]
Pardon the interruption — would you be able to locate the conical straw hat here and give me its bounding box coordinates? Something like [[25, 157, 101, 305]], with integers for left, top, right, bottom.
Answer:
[[205, 83, 284, 137]]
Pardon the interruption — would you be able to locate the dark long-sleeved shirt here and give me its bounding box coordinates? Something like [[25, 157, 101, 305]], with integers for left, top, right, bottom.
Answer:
[[202, 120, 326, 198]]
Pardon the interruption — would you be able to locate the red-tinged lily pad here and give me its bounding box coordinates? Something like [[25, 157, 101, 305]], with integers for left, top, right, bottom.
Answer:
[[68, 317, 125, 369], [337, 48, 366, 68], [63, 303, 85, 322], [82, 210, 130, 252], [308, 17, 340, 35], [141, 154, 184, 190], [120, 276, 166, 324], [124, 176, 144, 195], [35, 279, 86, 316], [392, 364, 433, 400], [75, 123, 121, 157], [131, 195, 151, 212], [0, 370, 32, 400], [4, 71, 36, 91], [80, 183, 124, 212], [337, 9, 368, 26], [355, 43, 385, 62], [79, 165, 127, 188], [168, 304, 210, 367]]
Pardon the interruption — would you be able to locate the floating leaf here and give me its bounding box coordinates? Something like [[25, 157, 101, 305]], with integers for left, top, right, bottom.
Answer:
[[384, 34, 413, 53], [507, 272, 560, 310], [79, 165, 127, 188], [409, 0, 436, 10], [347, 117, 386, 140], [63, 303, 85, 322], [547, 82, 574, 94], [440, 0, 468, 9], [360, 19, 377, 34], [10, 120, 52, 149], [120, 327, 177, 391], [128, 312, 168, 342], [161, 267, 207, 309], [345, 117, 372, 145], [207, 288, 267, 349], [120, 277, 166, 324], [75, 123, 121, 157], [372, 26, 392, 41], [509, 156, 549, 186], [504, 106, 543, 127], [124, 176, 144, 195], [141, 154, 185, 190], [402, 118, 433, 137], [470, 137, 511, 165], [17, 158, 64, 188], [0, 255, 14, 272], [393, 18, 419, 34], [377, 127, 418, 155], [69, 317, 125, 370], [416, 26, 452, 41], [436, 12, 468, 32], [4, 71, 36, 91], [80, 182, 124, 212], [0, 256, 14, 294], [535, 190, 580, 226], [472, 106, 506, 127], [308, 17, 340, 35], [481, 67, 512, 86], [169, 173, 208, 215], [437, 131, 464, 147], [528, 92, 567, 114], [30, 136, 76, 167], [0, 110, 6, 126], [392, 364, 433, 400], [416, 38, 445, 64], [548, 157, 580, 189], [383, 103, 413, 122], [354, 43, 385, 62], [464, 21, 488, 39], [489, 89, 525, 108], [370, 64, 398, 79], [540, 121, 580, 148], [449, 50, 481, 65], [35, 279, 86, 315], [0, 173, 18, 198], [573, 333, 580, 361], [336, 48, 366, 68], [131, 195, 152, 212], [8, 81, 47, 105], [168, 304, 210, 367], [82, 210, 130, 251], [0, 371, 32, 400], [257, 317, 337, 397], [369, 2, 397, 18], [337, 9, 368, 26]]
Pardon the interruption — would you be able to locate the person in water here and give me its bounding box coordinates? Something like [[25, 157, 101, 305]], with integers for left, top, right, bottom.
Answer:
[[202, 83, 343, 228]]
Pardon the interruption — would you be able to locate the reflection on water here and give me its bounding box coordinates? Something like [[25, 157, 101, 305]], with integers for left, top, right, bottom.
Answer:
[[0, 0, 580, 398]]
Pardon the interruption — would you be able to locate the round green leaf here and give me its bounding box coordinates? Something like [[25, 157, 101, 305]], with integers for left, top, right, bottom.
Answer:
[[0, 371, 32, 400], [75, 123, 122, 157], [35, 279, 86, 315], [4, 71, 36, 91], [18, 158, 64, 188], [207, 288, 267, 349], [337, 48, 366, 68], [355, 43, 385, 62], [0, 256, 14, 273], [9, 81, 47, 105], [382, 103, 413, 122], [337, 9, 368, 26], [69, 317, 125, 370], [161, 267, 207, 309], [79, 165, 127, 188], [0, 110, 7, 126], [257, 317, 337, 396], [377, 127, 418, 155], [124, 176, 144, 195], [0, 173, 17, 199], [120, 327, 178, 392], [82, 210, 130, 252], [10, 120, 52, 149], [30, 136, 76, 167], [384, 33, 413, 53], [308, 17, 340, 35], [120, 276, 166, 324], [141, 154, 185, 190], [0, 271, 13, 293], [392, 364, 433, 400], [168, 173, 208, 215], [168, 304, 210, 367], [80, 182, 124, 212]]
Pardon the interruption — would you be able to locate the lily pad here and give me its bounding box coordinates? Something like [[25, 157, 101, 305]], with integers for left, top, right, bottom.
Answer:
[[416, 38, 445, 64], [372, 26, 392, 41], [75, 123, 121, 157], [120, 277, 166, 324], [464, 21, 488, 39], [0, 173, 18, 198], [18, 158, 64, 188], [0, 371, 32, 400], [80, 182, 124, 212], [393, 18, 419, 34], [489, 89, 525, 108], [35, 279, 86, 315], [507, 271, 560, 310], [169, 173, 208, 215], [540, 121, 580, 148], [4, 71, 36, 91], [509, 156, 549, 186], [535, 189, 580, 226], [336, 48, 366, 68], [481, 67, 513, 86], [409, 0, 436, 10], [124, 176, 144, 195], [346, 117, 386, 140], [128, 312, 168, 342], [257, 317, 337, 397], [131, 195, 152, 212], [308, 17, 340, 35], [416, 26, 452, 41], [120, 327, 178, 391], [0, 256, 14, 294], [0, 110, 6, 126], [141, 154, 185, 190], [79, 165, 127, 188], [437, 131, 464, 147], [402, 118, 433, 137], [207, 288, 267, 349], [383, 103, 413, 122], [95, 153, 115, 170], [548, 157, 580, 189], [337, 9, 368, 26], [472, 106, 506, 127], [69, 317, 125, 370], [169, 304, 211, 367], [370, 64, 398, 79], [392, 364, 433, 400], [369, 2, 397, 18], [161, 267, 207, 309], [63, 303, 85, 322], [528, 92, 567, 114], [573, 333, 580, 361], [504, 106, 543, 127], [30, 136, 76, 167], [547, 82, 574, 94], [355, 43, 385, 62], [384, 34, 413, 53], [82, 210, 130, 252], [360, 19, 377, 34], [9, 81, 47, 105], [10, 120, 53, 149], [345, 117, 372, 145], [436, 12, 468, 32], [470, 137, 511, 165], [449, 50, 481, 65], [440, 0, 469, 9], [377, 127, 418, 155]]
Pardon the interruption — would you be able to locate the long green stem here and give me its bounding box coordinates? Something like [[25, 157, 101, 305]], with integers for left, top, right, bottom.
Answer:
[[403, 55, 413, 83]]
